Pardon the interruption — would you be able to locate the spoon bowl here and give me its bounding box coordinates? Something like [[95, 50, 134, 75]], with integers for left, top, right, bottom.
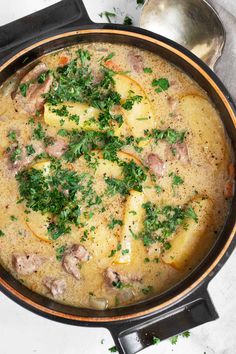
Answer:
[[140, 0, 225, 69]]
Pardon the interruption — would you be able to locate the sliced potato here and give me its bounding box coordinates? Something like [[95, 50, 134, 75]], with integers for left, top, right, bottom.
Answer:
[[44, 102, 101, 131], [32, 160, 51, 175], [25, 210, 51, 242], [114, 74, 155, 137], [178, 95, 226, 166], [88, 150, 142, 180], [162, 196, 213, 270], [114, 190, 146, 264]]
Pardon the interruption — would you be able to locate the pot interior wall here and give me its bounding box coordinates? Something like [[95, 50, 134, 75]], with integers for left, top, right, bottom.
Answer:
[[0, 30, 235, 321]]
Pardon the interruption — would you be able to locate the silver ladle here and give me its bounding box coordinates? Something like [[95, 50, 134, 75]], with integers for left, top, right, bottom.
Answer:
[[140, 0, 225, 70]]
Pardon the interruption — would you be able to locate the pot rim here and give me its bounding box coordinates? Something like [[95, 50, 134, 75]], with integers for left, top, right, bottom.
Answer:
[[0, 28, 235, 323]]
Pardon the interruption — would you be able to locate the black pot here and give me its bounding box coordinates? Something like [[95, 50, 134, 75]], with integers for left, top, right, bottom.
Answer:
[[0, 1, 235, 353]]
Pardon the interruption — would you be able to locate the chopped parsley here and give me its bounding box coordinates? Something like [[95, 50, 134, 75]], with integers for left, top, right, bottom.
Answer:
[[122, 95, 142, 111], [121, 249, 129, 255], [108, 218, 123, 229], [140, 202, 198, 246], [170, 335, 178, 345], [105, 160, 147, 196], [10, 215, 17, 221], [108, 346, 118, 353], [152, 78, 170, 93], [145, 128, 186, 144], [19, 83, 28, 97], [37, 71, 49, 84], [99, 11, 116, 23], [0, 230, 5, 237], [52, 105, 69, 117], [55, 245, 66, 260], [9, 147, 22, 162], [33, 123, 46, 140], [26, 144, 36, 156], [7, 131, 17, 141], [77, 49, 91, 66], [108, 243, 121, 258], [141, 285, 153, 295], [123, 16, 133, 25], [182, 330, 191, 338], [169, 172, 184, 187], [143, 67, 152, 73], [152, 336, 161, 345], [16, 162, 102, 239], [104, 53, 115, 62]]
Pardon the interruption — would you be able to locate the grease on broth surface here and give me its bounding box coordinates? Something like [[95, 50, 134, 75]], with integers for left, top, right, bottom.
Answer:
[[0, 42, 234, 309]]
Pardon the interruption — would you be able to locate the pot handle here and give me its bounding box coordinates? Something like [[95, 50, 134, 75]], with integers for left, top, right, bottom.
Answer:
[[0, 0, 92, 60], [109, 287, 218, 354]]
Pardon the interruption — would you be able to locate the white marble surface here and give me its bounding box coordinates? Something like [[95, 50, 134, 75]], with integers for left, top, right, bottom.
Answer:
[[0, 1, 236, 353]]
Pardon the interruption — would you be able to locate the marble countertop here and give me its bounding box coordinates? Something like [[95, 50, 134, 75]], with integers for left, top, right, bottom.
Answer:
[[0, 1, 235, 354]]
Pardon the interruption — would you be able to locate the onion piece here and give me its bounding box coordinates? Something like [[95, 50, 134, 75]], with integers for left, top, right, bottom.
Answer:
[[89, 295, 108, 310]]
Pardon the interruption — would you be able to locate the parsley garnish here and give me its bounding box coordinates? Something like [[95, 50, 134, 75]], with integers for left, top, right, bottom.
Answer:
[[169, 172, 184, 187], [108, 346, 118, 353], [141, 285, 153, 295], [7, 131, 17, 141], [170, 335, 178, 345], [152, 78, 170, 93], [145, 128, 186, 144], [99, 11, 116, 23], [38, 71, 49, 84], [108, 243, 122, 258], [77, 49, 91, 66], [182, 331, 191, 338], [122, 95, 142, 110], [0, 230, 5, 237], [123, 16, 133, 25], [19, 83, 28, 97], [26, 144, 36, 156], [152, 336, 161, 345], [33, 123, 45, 140], [143, 67, 152, 73], [104, 53, 115, 62], [16, 163, 102, 239], [108, 218, 123, 229], [140, 202, 198, 246], [105, 160, 147, 196], [55, 245, 66, 260], [52, 105, 69, 117]]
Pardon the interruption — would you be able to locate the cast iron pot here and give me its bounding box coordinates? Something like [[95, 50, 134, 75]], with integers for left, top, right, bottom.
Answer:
[[0, 1, 235, 353]]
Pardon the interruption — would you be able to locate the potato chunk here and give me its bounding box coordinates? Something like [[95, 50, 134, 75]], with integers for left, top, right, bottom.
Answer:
[[178, 95, 226, 166], [114, 190, 146, 264], [162, 196, 213, 270], [114, 74, 155, 137], [44, 102, 100, 131]]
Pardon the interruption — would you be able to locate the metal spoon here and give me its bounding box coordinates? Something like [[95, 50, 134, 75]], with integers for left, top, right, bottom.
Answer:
[[140, 0, 225, 70]]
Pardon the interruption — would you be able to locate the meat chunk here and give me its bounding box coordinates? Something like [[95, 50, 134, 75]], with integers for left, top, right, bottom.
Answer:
[[128, 50, 144, 72], [104, 268, 142, 287], [171, 142, 190, 164], [146, 153, 165, 178], [14, 62, 53, 115], [43, 277, 66, 297], [62, 244, 90, 280], [12, 253, 46, 275], [45, 139, 68, 158]]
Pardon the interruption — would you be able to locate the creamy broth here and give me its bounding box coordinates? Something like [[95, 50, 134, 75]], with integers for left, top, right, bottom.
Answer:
[[0, 43, 233, 309]]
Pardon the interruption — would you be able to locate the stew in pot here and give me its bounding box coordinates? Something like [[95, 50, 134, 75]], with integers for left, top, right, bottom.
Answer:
[[0, 43, 233, 309]]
